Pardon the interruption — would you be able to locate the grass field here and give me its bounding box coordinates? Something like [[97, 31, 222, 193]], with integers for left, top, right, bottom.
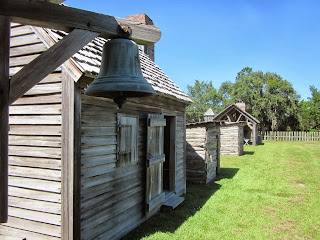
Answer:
[[124, 141, 320, 240]]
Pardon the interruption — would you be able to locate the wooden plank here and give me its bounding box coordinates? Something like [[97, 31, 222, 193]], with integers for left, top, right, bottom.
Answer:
[[9, 146, 61, 159], [23, 82, 62, 95], [8, 186, 61, 203], [61, 70, 81, 240], [10, 33, 42, 47], [9, 125, 61, 136], [0, 15, 10, 223], [9, 28, 99, 104], [149, 118, 166, 127], [10, 25, 33, 37], [146, 192, 165, 212], [10, 42, 47, 57], [8, 196, 61, 214], [9, 115, 61, 125], [1, 0, 161, 46], [9, 176, 61, 193], [9, 165, 61, 181], [146, 154, 165, 168], [3, 216, 61, 237], [11, 93, 62, 105], [9, 104, 61, 115], [10, 53, 40, 67], [0, 225, 59, 240], [9, 156, 61, 170], [8, 207, 61, 226], [9, 135, 61, 147]]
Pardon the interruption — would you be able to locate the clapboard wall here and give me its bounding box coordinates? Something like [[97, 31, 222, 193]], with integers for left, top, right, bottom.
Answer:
[[79, 78, 187, 240], [0, 23, 62, 239], [220, 124, 244, 156], [186, 124, 220, 184]]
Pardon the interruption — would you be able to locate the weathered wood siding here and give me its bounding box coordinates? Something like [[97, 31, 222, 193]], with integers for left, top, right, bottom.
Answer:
[[186, 126, 220, 184], [79, 80, 187, 239], [0, 23, 62, 239], [220, 125, 244, 156]]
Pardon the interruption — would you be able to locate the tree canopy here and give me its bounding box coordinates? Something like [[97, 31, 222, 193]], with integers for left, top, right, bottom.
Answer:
[[186, 67, 319, 132]]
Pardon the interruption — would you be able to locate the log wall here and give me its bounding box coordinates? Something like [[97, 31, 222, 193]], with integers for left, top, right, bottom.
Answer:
[[220, 125, 244, 156], [0, 23, 62, 239], [186, 126, 220, 184], [79, 82, 187, 240]]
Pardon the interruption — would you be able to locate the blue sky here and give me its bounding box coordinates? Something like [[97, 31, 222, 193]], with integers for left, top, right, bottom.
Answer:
[[66, 0, 320, 100]]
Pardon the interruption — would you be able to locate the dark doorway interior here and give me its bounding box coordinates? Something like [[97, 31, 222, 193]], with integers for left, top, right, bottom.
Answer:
[[163, 116, 176, 192]]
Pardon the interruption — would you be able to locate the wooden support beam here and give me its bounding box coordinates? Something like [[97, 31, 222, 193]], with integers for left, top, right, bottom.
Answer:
[[0, 15, 10, 223], [9, 28, 99, 104], [0, 0, 161, 46], [236, 113, 243, 123]]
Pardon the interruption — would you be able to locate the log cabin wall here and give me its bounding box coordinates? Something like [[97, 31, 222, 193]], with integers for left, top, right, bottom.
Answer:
[[0, 23, 62, 239], [79, 77, 187, 240], [220, 124, 244, 156], [186, 125, 220, 184]]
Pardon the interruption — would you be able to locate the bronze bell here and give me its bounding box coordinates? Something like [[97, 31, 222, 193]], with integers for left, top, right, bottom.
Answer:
[[85, 38, 156, 108]]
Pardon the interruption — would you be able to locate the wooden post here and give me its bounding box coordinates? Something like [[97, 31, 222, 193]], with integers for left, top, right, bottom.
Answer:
[[0, 15, 10, 223], [252, 123, 257, 146]]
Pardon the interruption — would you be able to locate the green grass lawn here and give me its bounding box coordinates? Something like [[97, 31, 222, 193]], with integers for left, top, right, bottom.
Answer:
[[124, 141, 320, 240]]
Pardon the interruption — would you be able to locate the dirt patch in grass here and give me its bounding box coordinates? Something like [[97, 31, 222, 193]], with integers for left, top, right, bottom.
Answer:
[[288, 198, 303, 203], [264, 207, 277, 213], [290, 180, 306, 188]]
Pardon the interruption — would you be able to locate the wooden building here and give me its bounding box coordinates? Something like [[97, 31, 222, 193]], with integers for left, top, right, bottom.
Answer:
[[0, 6, 191, 240], [219, 122, 246, 156], [186, 121, 221, 184], [214, 103, 260, 147]]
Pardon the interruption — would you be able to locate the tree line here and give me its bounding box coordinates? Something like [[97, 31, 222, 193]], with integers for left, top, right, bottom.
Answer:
[[187, 67, 320, 132]]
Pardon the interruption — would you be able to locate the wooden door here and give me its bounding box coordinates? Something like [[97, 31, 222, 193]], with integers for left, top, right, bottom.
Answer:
[[146, 114, 166, 215]]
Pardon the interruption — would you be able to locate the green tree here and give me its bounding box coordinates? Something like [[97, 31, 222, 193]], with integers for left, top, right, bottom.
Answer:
[[231, 67, 300, 132], [186, 80, 219, 122], [299, 86, 320, 130]]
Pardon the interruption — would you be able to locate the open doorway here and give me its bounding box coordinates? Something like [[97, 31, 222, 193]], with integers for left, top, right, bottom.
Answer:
[[163, 116, 176, 192]]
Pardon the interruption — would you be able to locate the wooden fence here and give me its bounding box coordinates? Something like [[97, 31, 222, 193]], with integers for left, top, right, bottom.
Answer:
[[263, 131, 320, 141]]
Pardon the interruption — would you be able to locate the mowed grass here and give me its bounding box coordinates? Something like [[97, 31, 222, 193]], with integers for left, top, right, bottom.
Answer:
[[124, 141, 320, 240]]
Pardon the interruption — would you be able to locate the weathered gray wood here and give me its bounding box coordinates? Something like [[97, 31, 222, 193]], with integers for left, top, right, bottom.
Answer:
[[9, 135, 61, 147], [146, 114, 165, 215], [1, 0, 161, 46], [61, 70, 82, 240], [9, 115, 61, 125], [9, 176, 61, 193], [146, 192, 165, 212], [9, 146, 61, 159], [9, 29, 99, 104], [8, 207, 61, 226], [147, 154, 165, 168], [3, 216, 61, 237], [10, 42, 47, 57], [9, 103, 61, 115], [9, 125, 61, 136], [0, 15, 10, 223], [8, 196, 61, 214], [8, 186, 61, 203], [0, 225, 59, 240], [11, 93, 62, 105], [9, 165, 61, 181]]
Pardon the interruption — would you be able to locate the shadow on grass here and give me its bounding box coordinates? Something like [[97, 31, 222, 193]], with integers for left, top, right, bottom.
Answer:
[[243, 151, 255, 155], [122, 167, 239, 240]]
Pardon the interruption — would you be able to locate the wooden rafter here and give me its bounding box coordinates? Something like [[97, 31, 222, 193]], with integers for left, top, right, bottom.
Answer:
[[0, 0, 161, 46]]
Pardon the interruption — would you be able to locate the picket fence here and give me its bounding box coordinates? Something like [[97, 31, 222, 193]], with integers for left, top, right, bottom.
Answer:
[[263, 131, 320, 141]]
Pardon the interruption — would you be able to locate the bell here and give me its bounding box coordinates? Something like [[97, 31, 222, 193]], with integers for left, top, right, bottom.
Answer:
[[85, 38, 156, 108]]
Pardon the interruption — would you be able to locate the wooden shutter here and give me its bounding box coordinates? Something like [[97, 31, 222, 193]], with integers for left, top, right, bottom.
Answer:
[[117, 115, 138, 167], [146, 114, 166, 214]]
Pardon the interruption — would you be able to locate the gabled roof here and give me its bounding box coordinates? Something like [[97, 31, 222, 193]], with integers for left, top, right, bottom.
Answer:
[[204, 108, 214, 116], [213, 104, 260, 124], [40, 28, 192, 103]]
